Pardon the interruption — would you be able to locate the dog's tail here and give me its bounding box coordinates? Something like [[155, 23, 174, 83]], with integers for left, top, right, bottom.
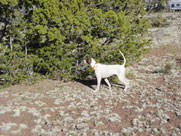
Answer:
[[119, 50, 126, 66]]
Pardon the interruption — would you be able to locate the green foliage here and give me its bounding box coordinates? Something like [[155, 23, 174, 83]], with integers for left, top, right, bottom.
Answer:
[[0, 0, 151, 87], [151, 15, 168, 27]]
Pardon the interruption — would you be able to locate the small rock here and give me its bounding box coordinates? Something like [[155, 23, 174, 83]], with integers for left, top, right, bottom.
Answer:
[[107, 113, 121, 123], [76, 123, 87, 130]]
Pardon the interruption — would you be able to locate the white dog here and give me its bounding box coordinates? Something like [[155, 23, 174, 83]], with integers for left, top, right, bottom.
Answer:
[[84, 51, 129, 92]]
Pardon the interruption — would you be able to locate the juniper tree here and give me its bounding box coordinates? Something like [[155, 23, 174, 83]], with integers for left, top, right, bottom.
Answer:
[[0, 0, 35, 86], [0, 0, 150, 85], [27, 0, 150, 79]]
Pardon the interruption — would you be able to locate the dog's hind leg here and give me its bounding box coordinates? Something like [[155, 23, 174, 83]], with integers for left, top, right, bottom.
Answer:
[[118, 76, 129, 91]]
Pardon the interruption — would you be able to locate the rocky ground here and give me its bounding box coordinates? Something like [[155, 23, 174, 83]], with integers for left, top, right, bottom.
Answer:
[[0, 13, 181, 136], [148, 12, 181, 47]]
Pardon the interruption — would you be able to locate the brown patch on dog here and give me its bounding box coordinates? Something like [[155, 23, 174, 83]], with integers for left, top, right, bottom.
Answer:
[[86, 58, 92, 64]]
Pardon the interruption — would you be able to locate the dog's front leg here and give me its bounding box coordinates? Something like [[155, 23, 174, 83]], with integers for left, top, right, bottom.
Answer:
[[104, 78, 112, 91], [94, 76, 101, 92]]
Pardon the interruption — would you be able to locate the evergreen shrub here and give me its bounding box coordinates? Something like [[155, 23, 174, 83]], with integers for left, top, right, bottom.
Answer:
[[0, 0, 151, 87]]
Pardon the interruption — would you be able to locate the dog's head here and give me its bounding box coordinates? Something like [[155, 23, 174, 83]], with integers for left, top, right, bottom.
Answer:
[[83, 58, 97, 70], [83, 58, 92, 65]]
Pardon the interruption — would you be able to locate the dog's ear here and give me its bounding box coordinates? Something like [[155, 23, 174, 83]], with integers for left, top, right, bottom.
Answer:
[[85, 58, 92, 64]]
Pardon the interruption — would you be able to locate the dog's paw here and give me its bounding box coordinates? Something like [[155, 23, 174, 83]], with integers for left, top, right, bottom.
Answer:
[[93, 89, 98, 92]]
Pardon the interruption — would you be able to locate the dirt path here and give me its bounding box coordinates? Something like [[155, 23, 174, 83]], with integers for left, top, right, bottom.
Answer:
[[0, 45, 181, 136]]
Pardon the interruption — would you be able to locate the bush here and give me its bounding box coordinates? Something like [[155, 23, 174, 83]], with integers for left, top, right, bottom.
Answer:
[[0, 44, 40, 87], [151, 15, 168, 27], [0, 0, 151, 87]]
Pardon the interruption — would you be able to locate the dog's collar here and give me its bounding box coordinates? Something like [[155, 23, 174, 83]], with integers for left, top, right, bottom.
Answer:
[[91, 63, 97, 70]]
